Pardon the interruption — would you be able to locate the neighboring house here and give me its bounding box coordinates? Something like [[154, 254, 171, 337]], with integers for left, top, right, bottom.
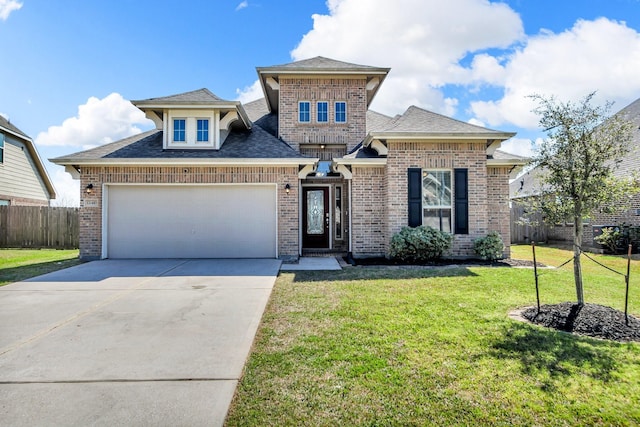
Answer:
[[52, 56, 526, 261], [510, 97, 640, 246], [0, 115, 56, 206]]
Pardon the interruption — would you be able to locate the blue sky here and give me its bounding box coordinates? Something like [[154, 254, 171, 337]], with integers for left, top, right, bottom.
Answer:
[[1, 0, 639, 205]]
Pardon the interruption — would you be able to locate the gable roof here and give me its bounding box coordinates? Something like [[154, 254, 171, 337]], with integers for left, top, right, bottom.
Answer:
[[371, 105, 515, 140], [257, 56, 390, 112], [0, 115, 56, 200], [259, 56, 390, 72], [132, 88, 227, 105], [510, 96, 640, 199], [51, 126, 314, 166], [132, 88, 252, 130]]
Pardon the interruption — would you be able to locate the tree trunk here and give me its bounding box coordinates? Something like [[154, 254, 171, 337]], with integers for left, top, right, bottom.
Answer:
[[573, 215, 584, 305]]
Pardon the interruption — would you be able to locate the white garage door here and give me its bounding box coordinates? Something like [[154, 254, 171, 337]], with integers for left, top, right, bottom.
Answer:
[[106, 185, 277, 259]]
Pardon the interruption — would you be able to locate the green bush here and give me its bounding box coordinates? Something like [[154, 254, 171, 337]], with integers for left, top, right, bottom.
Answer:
[[389, 226, 452, 263], [595, 224, 640, 254], [473, 231, 505, 261]]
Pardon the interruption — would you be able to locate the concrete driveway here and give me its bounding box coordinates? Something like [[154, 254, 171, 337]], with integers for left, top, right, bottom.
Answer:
[[0, 258, 281, 426]]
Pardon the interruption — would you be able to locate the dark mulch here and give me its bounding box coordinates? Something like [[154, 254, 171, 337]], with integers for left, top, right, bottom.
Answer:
[[347, 257, 544, 268], [521, 302, 640, 343]]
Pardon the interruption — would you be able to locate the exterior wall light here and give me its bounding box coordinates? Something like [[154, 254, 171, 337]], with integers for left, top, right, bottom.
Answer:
[[285, 183, 291, 194], [320, 144, 326, 149], [85, 184, 94, 194]]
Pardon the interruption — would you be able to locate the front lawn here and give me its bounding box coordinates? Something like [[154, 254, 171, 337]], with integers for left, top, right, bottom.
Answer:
[[0, 249, 81, 286], [226, 245, 640, 426]]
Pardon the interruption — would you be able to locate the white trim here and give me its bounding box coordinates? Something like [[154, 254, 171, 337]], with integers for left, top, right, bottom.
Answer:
[[55, 158, 318, 166], [316, 101, 329, 123], [335, 184, 344, 241], [101, 183, 278, 259], [366, 131, 516, 142], [298, 101, 311, 123], [334, 157, 387, 166], [334, 101, 347, 123]]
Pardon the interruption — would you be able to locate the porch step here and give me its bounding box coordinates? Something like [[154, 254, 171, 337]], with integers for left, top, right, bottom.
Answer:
[[301, 250, 347, 258]]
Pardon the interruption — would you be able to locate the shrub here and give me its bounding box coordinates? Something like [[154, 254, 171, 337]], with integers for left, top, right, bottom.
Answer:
[[389, 226, 452, 263], [595, 224, 640, 254], [473, 231, 505, 261]]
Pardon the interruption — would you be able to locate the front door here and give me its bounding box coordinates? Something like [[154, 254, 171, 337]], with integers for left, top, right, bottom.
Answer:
[[302, 187, 330, 248]]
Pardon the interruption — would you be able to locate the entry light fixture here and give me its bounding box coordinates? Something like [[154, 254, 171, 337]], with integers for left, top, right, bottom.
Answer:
[[85, 183, 94, 194], [320, 144, 326, 149], [285, 183, 291, 194]]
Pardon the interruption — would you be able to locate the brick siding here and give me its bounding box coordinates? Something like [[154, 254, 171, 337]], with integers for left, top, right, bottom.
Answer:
[[0, 194, 49, 207], [78, 166, 299, 260], [487, 166, 512, 257], [351, 166, 387, 257], [383, 140, 507, 258], [278, 77, 367, 152]]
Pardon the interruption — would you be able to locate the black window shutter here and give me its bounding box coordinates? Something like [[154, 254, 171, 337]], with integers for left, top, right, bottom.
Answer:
[[454, 169, 468, 234], [408, 168, 422, 227]]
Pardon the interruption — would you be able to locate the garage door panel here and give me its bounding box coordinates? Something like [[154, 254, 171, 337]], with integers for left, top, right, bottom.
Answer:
[[107, 185, 276, 259]]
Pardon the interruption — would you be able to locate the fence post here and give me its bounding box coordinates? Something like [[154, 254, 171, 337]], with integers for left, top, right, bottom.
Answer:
[[625, 244, 632, 326], [532, 241, 540, 313]]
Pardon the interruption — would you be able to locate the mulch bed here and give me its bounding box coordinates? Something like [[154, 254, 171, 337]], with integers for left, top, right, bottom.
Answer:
[[347, 257, 544, 268], [521, 302, 640, 343]]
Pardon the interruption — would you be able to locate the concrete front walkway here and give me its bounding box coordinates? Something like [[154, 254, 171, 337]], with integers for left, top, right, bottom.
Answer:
[[0, 258, 281, 426]]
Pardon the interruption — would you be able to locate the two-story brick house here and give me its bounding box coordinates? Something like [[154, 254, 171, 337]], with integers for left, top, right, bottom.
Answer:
[[52, 57, 525, 261]]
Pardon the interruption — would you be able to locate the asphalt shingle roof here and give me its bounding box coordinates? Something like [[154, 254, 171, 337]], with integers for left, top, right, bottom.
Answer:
[[132, 88, 229, 105], [0, 115, 29, 139], [52, 125, 307, 162], [378, 105, 512, 135], [259, 56, 387, 72]]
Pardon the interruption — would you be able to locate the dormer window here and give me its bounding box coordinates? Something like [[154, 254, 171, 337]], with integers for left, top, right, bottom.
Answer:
[[167, 112, 216, 148], [173, 119, 186, 142], [299, 102, 310, 123], [317, 102, 328, 123], [197, 119, 209, 143]]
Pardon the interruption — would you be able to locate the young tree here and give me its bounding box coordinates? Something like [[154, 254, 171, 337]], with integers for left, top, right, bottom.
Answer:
[[530, 92, 638, 305]]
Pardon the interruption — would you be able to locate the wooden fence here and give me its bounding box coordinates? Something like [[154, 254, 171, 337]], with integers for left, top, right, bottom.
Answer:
[[510, 203, 548, 244], [0, 206, 79, 249]]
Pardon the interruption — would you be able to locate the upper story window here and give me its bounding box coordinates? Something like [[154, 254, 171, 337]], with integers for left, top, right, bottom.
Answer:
[[173, 119, 186, 142], [196, 119, 209, 142], [335, 102, 347, 123], [0, 133, 5, 163], [317, 102, 328, 123], [299, 101, 310, 123]]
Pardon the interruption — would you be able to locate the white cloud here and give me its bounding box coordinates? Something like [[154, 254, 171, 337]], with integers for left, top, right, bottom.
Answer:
[[291, 0, 524, 116], [50, 168, 80, 207], [35, 93, 152, 147], [0, 0, 22, 21], [499, 137, 544, 158], [471, 18, 640, 129], [235, 1, 248, 11], [467, 118, 485, 127], [0, 112, 7, 120], [235, 80, 264, 104]]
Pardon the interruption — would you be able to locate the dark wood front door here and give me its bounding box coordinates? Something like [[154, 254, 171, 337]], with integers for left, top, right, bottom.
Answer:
[[302, 187, 330, 248]]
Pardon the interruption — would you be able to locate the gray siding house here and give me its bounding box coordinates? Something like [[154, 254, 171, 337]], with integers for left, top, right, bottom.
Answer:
[[0, 115, 56, 206]]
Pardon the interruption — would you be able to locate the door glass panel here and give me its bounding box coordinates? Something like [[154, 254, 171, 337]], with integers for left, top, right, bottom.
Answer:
[[307, 190, 325, 234], [335, 186, 342, 239]]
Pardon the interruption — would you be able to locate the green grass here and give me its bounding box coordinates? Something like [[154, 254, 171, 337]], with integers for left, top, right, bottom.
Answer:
[[0, 249, 81, 286], [226, 245, 640, 426]]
